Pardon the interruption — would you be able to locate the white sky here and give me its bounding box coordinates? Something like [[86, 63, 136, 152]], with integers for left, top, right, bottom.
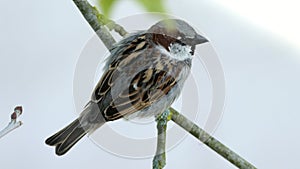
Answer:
[[217, 0, 300, 48]]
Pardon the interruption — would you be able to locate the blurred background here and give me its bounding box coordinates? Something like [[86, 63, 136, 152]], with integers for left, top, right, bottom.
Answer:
[[0, 0, 299, 168]]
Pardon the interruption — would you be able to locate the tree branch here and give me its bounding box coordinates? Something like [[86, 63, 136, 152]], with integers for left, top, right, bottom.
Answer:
[[170, 107, 256, 169], [72, 1, 257, 169], [0, 106, 23, 139], [74, 0, 116, 50], [153, 109, 172, 169]]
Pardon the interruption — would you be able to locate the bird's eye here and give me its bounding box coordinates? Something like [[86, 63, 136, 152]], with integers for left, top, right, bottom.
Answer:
[[175, 39, 186, 46]]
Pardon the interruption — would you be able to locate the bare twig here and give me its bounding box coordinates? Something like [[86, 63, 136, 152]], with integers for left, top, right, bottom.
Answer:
[[73, 0, 128, 50], [72, 1, 257, 169], [73, 0, 115, 50], [0, 106, 23, 139], [106, 20, 128, 37], [153, 109, 172, 169], [170, 107, 256, 169]]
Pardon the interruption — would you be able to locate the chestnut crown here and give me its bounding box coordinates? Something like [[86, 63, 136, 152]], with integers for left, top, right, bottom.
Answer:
[[147, 19, 208, 47]]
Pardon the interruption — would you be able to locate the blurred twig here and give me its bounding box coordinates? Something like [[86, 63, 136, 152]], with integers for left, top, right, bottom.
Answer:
[[97, 0, 166, 17], [72, 1, 257, 169], [0, 106, 23, 139]]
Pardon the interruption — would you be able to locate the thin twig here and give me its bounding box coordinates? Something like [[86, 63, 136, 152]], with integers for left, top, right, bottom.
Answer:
[[169, 107, 257, 169], [0, 106, 23, 139], [73, 0, 128, 50], [73, 0, 115, 50], [106, 20, 128, 37], [72, 1, 257, 168], [153, 109, 172, 169]]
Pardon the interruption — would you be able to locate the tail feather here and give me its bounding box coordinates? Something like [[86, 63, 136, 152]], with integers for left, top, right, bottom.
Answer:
[[46, 102, 106, 156], [55, 126, 86, 156], [45, 119, 80, 146], [45, 119, 87, 156]]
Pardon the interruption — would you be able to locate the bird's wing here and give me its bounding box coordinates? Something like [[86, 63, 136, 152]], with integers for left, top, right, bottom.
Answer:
[[99, 67, 177, 121], [90, 33, 179, 121]]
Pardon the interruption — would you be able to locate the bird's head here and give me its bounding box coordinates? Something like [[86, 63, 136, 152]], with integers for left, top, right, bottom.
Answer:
[[147, 19, 208, 56]]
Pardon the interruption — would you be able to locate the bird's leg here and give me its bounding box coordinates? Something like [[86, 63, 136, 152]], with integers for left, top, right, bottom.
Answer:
[[153, 109, 172, 169]]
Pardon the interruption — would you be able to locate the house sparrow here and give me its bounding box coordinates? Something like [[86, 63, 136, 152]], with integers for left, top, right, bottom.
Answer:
[[45, 19, 208, 155]]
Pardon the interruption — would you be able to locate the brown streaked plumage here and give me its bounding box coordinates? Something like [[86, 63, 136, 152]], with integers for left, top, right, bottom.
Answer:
[[45, 19, 208, 156]]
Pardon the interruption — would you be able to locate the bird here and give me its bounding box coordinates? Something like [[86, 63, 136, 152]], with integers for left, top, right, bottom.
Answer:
[[45, 19, 208, 156]]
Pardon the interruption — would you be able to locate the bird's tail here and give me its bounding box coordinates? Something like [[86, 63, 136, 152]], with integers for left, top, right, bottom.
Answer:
[[45, 118, 87, 156], [45, 101, 105, 155]]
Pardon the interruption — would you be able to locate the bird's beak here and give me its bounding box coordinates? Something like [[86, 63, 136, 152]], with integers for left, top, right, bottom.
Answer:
[[194, 34, 209, 45]]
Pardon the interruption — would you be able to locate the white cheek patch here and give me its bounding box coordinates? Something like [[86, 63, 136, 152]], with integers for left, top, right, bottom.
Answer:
[[156, 43, 192, 61], [169, 43, 192, 61]]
